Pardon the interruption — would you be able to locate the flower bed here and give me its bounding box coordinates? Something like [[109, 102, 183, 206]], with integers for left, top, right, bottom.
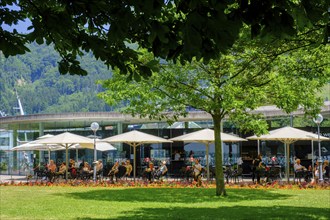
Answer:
[[0, 179, 329, 190]]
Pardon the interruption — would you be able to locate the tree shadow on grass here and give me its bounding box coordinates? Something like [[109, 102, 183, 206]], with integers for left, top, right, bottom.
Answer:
[[64, 188, 290, 204], [75, 206, 330, 220]]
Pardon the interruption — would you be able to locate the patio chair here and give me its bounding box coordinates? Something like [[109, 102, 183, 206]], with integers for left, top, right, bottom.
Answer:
[[34, 168, 48, 180], [54, 171, 70, 182], [69, 167, 78, 179], [231, 167, 243, 183], [224, 166, 233, 183], [96, 168, 103, 180], [294, 170, 307, 184], [176, 167, 187, 180], [268, 166, 282, 182], [80, 170, 93, 180], [209, 166, 216, 180], [154, 169, 167, 180], [113, 165, 126, 182], [324, 174, 329, 182], [185, 166, 194, 181]]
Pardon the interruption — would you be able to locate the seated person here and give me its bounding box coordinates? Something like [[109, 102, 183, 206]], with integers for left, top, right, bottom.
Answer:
[[294, 159, 308, 182], [81, 162, 93, 179], [116, 162, 127, 179], [154, 161, 168, 180], [77, 160, 84, 175], [294, 159, 307, 172], [96, 160, 103, 172], [270, 156, 279, 166], [55, 162, 67, 177], [108, 161, 119, 182], [68, 159, 77, 178], [174, 151, 181, 161], [124, 160, 133, 177], [323, 160, 329, 180], [47, 160, 57, 182], [34, 162, 48, 179], [192, 159, 202, 187], [69, 159, 75, 168], [187, 165, 195, 180], [79, 160, 85, 170], [145, 161, 154, 182]]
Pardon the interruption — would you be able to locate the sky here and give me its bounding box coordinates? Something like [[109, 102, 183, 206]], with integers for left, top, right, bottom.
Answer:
[[2, 19, 31, 33], [1, 3, 32, 33]]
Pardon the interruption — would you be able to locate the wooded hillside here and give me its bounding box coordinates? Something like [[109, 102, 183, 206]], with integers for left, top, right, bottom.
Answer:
[[0, 43, 113, 116]]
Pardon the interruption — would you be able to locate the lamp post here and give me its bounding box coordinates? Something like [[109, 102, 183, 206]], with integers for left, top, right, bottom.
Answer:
[[91, 122, 99, 182], [313, 114, 323, 182]]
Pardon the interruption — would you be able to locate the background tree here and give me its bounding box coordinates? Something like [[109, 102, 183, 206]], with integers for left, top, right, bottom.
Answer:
[[99, 28, 330, 196], [1, 1, 329, 76]]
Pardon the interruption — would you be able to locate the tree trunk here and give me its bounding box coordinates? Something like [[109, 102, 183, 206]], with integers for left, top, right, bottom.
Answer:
[[213, 114, 226, 196]]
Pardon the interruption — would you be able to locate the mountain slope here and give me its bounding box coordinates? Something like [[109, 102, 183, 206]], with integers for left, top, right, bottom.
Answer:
[[0, 43, 113, 116]]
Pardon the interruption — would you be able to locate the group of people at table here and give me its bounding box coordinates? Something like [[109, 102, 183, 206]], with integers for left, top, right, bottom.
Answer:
[[251, 153, 330, 183], [35, 153, 329, 184], [107, 160, 133, 182], [35, 158, 104, 182], [139, 157, 203, 185], [294, 158, 329, 183]]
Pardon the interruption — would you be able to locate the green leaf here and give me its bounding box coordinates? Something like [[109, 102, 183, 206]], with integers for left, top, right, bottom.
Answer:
[[58, 60, 69, 74]]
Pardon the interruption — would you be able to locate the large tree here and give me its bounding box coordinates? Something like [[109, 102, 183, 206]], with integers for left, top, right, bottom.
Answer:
[[1, 1, 329, 76], [98, 28, 330, 196]]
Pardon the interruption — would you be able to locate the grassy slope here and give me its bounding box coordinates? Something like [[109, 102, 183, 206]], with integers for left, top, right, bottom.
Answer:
[[0, 187, 329, 220]]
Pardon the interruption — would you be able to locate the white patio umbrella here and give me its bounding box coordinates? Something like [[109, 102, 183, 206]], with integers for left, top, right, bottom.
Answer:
[[246, 130, 277, 155], [38, 134, 56, 139], [12, 134, 56, 151], [248, 126, 330, 183], [79, 139, 117, 151], [12, 141, 65, 162], [34, 132, 94, 180], [102, 130, 172, 181], [170, 128, 247, 180], [74, 140, 117, 163], [95, 141, 117, 151], [59, 139, 117, 169], [12, 141, 47, 151], [12, 134, 65, 163]]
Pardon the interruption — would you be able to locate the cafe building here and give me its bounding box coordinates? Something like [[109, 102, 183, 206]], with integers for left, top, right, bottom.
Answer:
[[0, 102, 329, 176]]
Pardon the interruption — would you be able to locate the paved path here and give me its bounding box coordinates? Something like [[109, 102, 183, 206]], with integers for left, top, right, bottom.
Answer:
[[2, 174, 297, 184], [0, 175, 30, 182], [0, 174, 260, 184]]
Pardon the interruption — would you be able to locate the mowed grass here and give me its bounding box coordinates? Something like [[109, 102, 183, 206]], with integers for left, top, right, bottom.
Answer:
[[0, 186, 329, 220]]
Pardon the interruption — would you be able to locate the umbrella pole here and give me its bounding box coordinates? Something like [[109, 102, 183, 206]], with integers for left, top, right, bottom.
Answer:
[[93, 138, 97, 182], [48, 149, 51, 164], [66, 144, 69, 180], [39, 150, 42, 166], [133, 144, 136, 182], [286, 143, 290, 183], [206, 143, 209, 181], [311, 140, 314, 179], [257, 140, 260, 155], [76, 148, 78, 164]]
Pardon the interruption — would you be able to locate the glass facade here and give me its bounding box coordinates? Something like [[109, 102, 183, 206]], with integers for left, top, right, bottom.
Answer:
[[0, 112, 329, 177]]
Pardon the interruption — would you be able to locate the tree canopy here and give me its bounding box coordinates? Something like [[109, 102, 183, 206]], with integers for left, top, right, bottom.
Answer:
[[1, 0, 329, 77], [98, 27, 330, 196]]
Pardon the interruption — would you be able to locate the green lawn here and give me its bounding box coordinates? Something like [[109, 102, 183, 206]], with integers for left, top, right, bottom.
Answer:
[[0, 186, 329, 220]]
